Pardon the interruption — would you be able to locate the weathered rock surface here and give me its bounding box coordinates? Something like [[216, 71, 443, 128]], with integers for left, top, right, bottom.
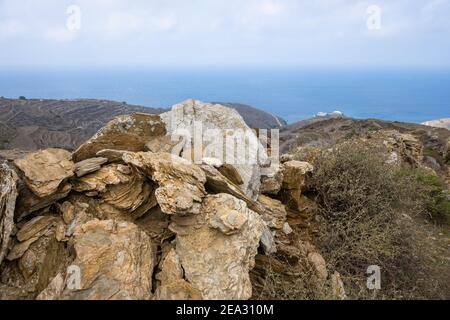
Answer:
[[122, 152, 206, 215], [62, 219, 156, 300], [15, 183, 72, 221], [72, 163, 157, 220], [160, 99, 268, 200], [154, 248, 202, 300], [0, 163, 18, 265], [280, 161, 314, 211], [73, 113, 167, 162], [13, 149, 74, 197], [258, 195, 287, 230], [172, 194, 265, 300], [74, 157, 108, 177]]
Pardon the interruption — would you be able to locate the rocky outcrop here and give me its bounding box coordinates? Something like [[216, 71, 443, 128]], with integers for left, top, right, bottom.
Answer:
[[0, 163, 18, 265], [73, 113, 166, 162], [160, 100, 268, 200], [0, 101, 333, 301]]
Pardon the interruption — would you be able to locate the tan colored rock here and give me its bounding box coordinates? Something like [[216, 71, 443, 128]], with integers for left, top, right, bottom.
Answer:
[[6, 236, 40, 261], [123, 152, 206, 215], [145, 135, 182, 154], [280, 161, 313, 211], [63, 219, 156, 300], [282, 160, 313, 190], [1, 230, 71, 299], [14, 149, 74, 197], [96, 149, 127, 163], [154, 279, 202, 300], [260, 168, 283, 195], [257, 195, 287, 230], [0, 162, 18, 265], [201, 164, 266, 215], [16, 216, 58, 242], [173, 194, 265, 300], [73, 113, 167, 162], [74, 157, 108, 177], [161, 100, 268, 200], [36, 273, 65, 300], [58, 201, 75, 224], [73, 163, 157, 220], [308, 252, 328, 281], [15, 183, 72, 221]]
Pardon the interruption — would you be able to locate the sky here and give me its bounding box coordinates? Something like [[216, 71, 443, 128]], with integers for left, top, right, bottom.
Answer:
[[1, 0, 450, 68]]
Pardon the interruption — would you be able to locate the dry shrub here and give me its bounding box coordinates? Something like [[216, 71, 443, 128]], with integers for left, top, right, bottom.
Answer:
[[310, 140, 449, 299]]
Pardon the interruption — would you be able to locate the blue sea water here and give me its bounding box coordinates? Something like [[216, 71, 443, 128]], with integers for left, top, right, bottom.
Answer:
[[0, 67, 449, 124]]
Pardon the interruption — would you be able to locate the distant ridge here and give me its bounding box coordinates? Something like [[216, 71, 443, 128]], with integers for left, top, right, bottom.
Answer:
[[0, 98, 287, 152]]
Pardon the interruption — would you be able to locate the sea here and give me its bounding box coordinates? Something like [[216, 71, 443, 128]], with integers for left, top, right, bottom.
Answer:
[[0, 66, 449, 124]]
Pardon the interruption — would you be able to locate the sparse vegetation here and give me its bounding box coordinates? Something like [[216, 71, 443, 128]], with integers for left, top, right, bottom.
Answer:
[[309, 141, 449, 299], [399, 169, 450, 225]]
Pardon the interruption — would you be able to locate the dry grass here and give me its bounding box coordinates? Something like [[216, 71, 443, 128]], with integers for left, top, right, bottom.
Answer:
[[309, 141, 449, 299]]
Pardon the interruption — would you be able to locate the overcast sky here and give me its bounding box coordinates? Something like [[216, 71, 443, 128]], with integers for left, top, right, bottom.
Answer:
[[1, 0, 449, 68]]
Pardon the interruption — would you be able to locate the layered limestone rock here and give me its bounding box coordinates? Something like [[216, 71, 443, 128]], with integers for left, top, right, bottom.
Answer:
[[72, 113, 167, 162], [0, 163, 18, 265], [172, 193, 265, 300], [280, 161, 314, 211], [72, 163, 157, 220], [122, 152, 206, 215], [13, 149, 74, 198], [61, 219, 156, 300], [160, 100, 268, 200]]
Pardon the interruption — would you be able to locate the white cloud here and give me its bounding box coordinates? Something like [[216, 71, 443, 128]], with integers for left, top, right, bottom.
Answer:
[[259, 1, 284, 15], [0, 0, 449, 67]]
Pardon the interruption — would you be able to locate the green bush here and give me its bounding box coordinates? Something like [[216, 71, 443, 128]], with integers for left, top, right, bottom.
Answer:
[[402, 170, 450, 225], [19, 96, 26, 100]]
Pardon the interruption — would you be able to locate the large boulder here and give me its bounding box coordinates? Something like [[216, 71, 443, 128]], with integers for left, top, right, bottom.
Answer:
[[13, 149, 75, 198], [0, 163, 19, 265], [171, 193, 265, 300], [61, 219, 156, 300], [160, 100, 268, 200], [72, 113, 167, 162]]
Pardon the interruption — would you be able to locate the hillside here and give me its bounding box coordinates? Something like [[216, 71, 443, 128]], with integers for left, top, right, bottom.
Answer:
[[0, 98, 286, 154], [280, 117, 450, 171]]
